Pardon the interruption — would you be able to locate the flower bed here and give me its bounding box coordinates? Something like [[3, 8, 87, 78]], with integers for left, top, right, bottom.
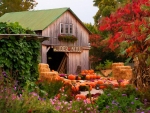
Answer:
[[58, 34, 78, 43]]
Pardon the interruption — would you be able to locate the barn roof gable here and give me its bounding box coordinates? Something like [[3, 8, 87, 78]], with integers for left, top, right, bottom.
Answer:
[[0, 7, 91, 33]]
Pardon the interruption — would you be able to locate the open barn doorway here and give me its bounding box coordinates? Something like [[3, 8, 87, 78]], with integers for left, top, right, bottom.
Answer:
[[47, 48, 67, 73]]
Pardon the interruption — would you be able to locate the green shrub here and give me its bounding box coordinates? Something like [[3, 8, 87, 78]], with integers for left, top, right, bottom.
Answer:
[[96, 85, 144, 113], [96, 60, 113, 70], [0, 22, 40, 87]]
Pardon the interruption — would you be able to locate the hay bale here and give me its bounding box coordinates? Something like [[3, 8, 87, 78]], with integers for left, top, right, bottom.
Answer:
[[112, 62, 132, 80], [39, 72, 59, 82], [38, 63, 60, 82]]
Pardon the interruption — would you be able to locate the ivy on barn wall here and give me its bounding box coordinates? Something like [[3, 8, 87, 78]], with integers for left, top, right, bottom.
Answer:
[[0, 22, 40, 86]]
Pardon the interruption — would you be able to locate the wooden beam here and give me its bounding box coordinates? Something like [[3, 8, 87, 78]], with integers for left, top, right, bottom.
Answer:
[[65, 53, 69, 57], [0, 34, 49, 42], [41, 45, 47, 63], [46, 46, 50, 53]]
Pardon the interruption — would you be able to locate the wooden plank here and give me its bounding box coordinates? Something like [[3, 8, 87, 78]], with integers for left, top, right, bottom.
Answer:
[[41, 45, 47, 63], [81, 50, 89, 70]]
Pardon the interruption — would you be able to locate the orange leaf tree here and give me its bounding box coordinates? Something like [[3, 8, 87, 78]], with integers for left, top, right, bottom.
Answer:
[[99, 0, 150, 89]]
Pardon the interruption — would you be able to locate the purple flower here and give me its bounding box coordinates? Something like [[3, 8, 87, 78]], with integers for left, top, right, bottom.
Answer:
[[107, 93, 111, 96], [106, 105, 109, 109], [131, 101, 134, 104], [135, 98, 138, 100], [2, 71, 7, 77], [122, 94, 127, 96]]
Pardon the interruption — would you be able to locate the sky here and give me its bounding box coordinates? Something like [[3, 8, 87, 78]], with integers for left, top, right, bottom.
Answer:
[[34, 0, 98, 25]]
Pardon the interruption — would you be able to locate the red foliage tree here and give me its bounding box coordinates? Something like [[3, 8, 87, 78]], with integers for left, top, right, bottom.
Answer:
[[89, 34, 102, 65], [99, 0, 150, 89]]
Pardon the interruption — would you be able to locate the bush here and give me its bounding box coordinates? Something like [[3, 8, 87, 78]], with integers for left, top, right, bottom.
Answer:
[[0, 22, 40, 87], [96, 85, 144, 113]]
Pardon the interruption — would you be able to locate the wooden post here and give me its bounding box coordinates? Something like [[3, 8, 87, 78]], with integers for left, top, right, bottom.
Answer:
[[41, 45, 47, 63]]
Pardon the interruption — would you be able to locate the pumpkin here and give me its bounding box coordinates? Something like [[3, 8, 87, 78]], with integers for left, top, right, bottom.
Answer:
[[89, 82, 96, 88], [93, 74, 97, 79], [75, 94, 86, 100], [99, 85, 106, 89], [72, 85, 79, 92], [97, 80, 104, 85], [68, 74, 76, 80], [86, 74, 90, 80], [85, 70, 88, 73], [90, 74, 93, 80], [96, 75, 101, 79]]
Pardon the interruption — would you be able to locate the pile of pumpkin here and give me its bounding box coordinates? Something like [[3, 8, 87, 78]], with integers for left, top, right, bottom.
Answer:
[[59, 69, 130, 96]]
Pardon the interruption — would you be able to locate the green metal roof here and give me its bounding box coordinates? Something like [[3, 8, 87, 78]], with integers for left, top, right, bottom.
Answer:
[[0, 8, 69, 31]]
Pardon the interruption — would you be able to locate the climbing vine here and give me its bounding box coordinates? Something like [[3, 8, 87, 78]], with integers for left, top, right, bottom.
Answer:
[[0, 22, 40, 87]]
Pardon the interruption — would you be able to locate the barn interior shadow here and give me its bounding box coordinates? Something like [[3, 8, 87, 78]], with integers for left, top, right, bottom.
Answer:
[[47, 48, 65, 72]]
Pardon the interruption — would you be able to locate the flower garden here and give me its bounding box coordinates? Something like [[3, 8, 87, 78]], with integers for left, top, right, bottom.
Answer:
[[1, 0, 150, 112], [1, 62, 150, 113]]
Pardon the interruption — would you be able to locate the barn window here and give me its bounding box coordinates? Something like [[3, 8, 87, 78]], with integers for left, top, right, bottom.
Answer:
[[60, 23, 73, 34], [65, 24, 69, 34], [70, 24, 73, 34], [60, 23, 64, 34]]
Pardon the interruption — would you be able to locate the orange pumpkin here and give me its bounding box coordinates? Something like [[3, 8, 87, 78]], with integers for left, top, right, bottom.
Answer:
[[96, 75, 101, 79], [86, 74, 90, 80], [81, 70, 85, 73], [99, 85, 106, 89], [75, 94, 86, 100], [68, 74, 76, 80], [89, 82, 96, 88], [90, 74, 93, 80], [81, 72, 86, 75], [85, 70, 88, 73], [93, 74, 97, 79], [72, 85, 79, 92], [97, 80, 104, 85]]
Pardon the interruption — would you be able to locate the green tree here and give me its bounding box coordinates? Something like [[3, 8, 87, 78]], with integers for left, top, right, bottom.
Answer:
[[84, 23, 99, 34], [0, 0, 37, 16], [93, 0, 129, 26]]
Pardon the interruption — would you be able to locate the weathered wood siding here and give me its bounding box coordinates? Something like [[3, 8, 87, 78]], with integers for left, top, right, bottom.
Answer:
[[68, 49, 89, 74], [41, 45, 47, 63], [68, 53, 80, 74], [42, 10, 89, 47], [81, 49, 89, 70]]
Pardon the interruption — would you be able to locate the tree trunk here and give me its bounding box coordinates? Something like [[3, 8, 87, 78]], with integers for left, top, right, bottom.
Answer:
[[131, 56, 150, 90]]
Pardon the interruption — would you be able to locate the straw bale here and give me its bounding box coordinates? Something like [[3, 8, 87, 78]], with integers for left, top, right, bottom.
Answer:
[[112, 62, 124, 70], [39, 72, 59, 82], [112, 63, 133, 80]]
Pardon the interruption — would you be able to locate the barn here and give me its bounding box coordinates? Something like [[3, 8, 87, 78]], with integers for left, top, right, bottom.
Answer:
[[0, 7, 91, 74]]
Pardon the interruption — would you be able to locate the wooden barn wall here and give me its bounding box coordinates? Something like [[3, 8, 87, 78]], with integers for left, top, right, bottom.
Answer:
[[81, 50, 89, 70], [68, 50, 89, 74], [42, 11, 89, 47], [68, 52, 81, 74]]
